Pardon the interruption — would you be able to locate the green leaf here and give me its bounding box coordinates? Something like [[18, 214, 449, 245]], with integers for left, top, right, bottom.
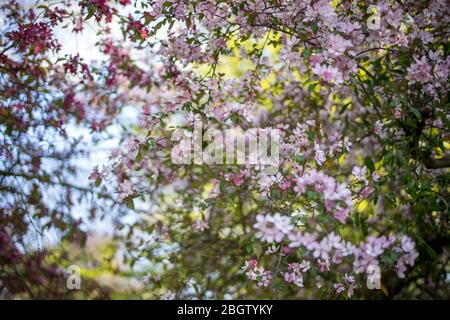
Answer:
[[303, 47, 312, 58], [360, 216, 368, 236], [135, 150, 142, 163], [416, 234, 438, 260], [219, 180, 225, 193], [307, 131, 316, 140], [339, 102, 352, 114], [85, 5, 96, 21], [354, 211, 360, 226], [381, 250, 398, 265], [308, 83, 319, 92], [364, 156, 375, 173], [388, 100, 397, 108], [306, 190, 319, 201], [125, 198, 135, 210], [247, 12, 256, 25], [409, 107, 422, 121], [253, 243, 263, 258], [295, 154, 305, 164]]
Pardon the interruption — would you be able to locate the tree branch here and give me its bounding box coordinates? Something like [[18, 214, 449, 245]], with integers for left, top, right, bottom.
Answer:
[[423, 155, 450, 169]]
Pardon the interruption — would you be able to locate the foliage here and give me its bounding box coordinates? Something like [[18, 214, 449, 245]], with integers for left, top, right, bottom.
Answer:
[[0, 0, 448, 299]]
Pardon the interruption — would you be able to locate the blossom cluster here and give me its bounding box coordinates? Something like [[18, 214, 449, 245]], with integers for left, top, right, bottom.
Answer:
[[89, 0, 447, 299], [252, 213, 418, 296], [242, 259, 272, 287], [2, 0, 445, 299], [294, 170, 353, 223]]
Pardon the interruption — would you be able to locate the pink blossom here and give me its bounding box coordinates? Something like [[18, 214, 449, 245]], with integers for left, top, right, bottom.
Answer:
[[209, 179, 220, 198], [295, 170, 352, 222], [160, 291, 175, 300], [117, 180, 135, 202], [314, 141, 326, 166], [352, 166, 367, 182], [243, 261, 272, 287], [253, 213, 293, 243], [407, 56, 432, 84], [192, 220, 209, 232], [334, 283, 345, 294], [312, 64, 344, 84]]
